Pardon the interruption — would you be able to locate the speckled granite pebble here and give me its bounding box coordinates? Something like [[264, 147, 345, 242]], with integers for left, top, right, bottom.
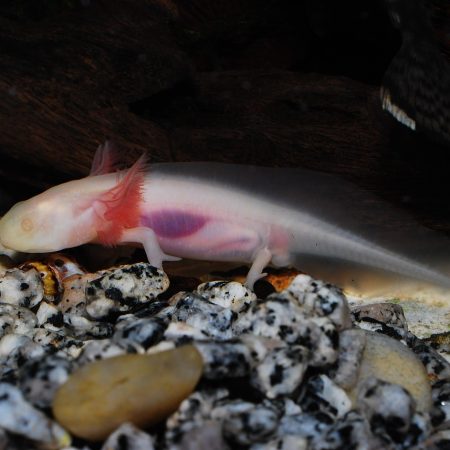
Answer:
[[19, 354, 74, 409], [300, 375, 352, 418], [0, 333, 33, 357], [278, 411, 332, 441], [313, 410, 386, 450], [252, 345, 309, 398], [0, 267, 44, 308], [219, 399, 282, 446], [63, 314, 113, 339], [165, 389, 229, 446], [100, 422, 155, 450], [170, 292, 236, 340], [76, 338, 144, 366], [0, 259, 447, 449], [85, 263, 169, 320], [332, 328, 366, 390], [196, 280, 256, 312], [0, 336, 45, 377], [358, 377, 415, 438], [233, 297, 339, 367], [0, 382, 71, 447], [0, 303, 37, 337], [250, 436, 308, 450], [113, 316, 167, 350], [425, 429, 450, 449], [168, 419, 230, 450], [36, 301, 64, 330], [164, 321, 209, 341], [32, 328, 83, 357], [430, 380, 450, 428], [409, 337, 450, 383], [274, 274, 352, 331], [233, 295, 309, 343], [195, 341, 253, 379]]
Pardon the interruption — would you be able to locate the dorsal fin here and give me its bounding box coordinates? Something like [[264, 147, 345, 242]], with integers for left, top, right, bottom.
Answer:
[[94, 154, 147, 245], [89, 141, 121, 176]]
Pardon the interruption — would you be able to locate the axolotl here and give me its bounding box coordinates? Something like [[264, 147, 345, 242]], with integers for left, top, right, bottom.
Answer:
[[1, 143, 450, 290]]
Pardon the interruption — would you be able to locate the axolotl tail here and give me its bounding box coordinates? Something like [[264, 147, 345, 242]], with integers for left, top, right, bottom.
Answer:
[[289, 219, 450, 290], [149, 162, 450, 292]]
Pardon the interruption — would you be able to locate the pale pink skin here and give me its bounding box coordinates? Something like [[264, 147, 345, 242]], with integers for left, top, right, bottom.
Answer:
[[1, 156, 449, 289], [0, 171, 293, 289], [125, 174, 293, 288]]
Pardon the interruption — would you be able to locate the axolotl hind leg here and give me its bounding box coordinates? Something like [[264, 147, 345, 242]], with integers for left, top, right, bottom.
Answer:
[[245, 243, 294, 289], [245, 247, 273, 290]]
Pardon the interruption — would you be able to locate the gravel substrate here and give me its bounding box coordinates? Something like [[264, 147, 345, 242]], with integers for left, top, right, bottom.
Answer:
[[0, 258, 449, 449]]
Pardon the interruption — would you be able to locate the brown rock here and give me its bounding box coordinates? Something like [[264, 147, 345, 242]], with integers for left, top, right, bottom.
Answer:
[[53, 345, 203, 441], [349, 331, 432, 412]]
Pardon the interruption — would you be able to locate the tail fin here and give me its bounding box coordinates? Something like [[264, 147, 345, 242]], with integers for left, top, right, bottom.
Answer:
[[332, 231, 450, 288]]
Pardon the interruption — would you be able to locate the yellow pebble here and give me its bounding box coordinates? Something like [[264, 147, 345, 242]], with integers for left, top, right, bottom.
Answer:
[[53, 345, 203, 441], [21, 261, 58, 297], [349, 331, 432, 412]]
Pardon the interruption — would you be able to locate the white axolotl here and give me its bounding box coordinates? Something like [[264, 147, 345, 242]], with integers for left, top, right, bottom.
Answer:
[[1, 142, 449, 290]]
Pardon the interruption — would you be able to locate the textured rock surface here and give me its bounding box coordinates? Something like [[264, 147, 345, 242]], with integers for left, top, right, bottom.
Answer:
[[0, 260, 447, 449], [0, 267, 44, 307], [350, 330, 432, 412], [85, 264, 169, 320], [53, 345, 203, 441], [0, 383, 71, 447]]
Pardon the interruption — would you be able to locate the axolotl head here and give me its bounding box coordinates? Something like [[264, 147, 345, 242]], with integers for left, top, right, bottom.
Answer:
[[0, 181, 97, 253]]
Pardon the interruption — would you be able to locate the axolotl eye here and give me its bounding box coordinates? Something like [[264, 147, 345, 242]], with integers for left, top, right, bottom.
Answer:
[[21, 218, 34, 233]]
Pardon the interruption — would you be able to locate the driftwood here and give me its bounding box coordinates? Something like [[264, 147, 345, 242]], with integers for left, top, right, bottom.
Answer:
[[0, 0, 448, 235], [0, 0, 186, 175]]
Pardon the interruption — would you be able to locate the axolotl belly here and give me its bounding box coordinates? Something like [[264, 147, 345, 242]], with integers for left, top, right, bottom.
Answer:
[[1, 143, 450, 291], [140, 175, 291, 263]]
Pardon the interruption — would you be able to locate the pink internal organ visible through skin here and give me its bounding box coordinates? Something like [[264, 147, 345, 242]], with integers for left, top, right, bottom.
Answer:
[[140, 210, 209, 238], [140, 209, 293, 264]]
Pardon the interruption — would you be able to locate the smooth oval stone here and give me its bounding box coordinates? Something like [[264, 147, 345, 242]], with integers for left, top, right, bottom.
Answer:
[[349, 330, 432, 412], [53, 345, 203, 441]]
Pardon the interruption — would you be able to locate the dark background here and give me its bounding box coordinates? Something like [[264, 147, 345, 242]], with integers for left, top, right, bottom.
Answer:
[[0, 0, 449, 234]]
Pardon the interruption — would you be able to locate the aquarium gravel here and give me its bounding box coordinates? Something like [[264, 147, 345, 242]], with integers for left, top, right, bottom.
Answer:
[[0, 258, 449, 449]]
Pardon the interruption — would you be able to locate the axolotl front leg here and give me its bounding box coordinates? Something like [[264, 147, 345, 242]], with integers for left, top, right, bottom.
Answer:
[[120, 227, 181, 269], [119, 213, 281, 289]]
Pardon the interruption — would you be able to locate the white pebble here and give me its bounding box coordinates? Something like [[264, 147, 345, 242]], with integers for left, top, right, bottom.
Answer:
[[277, 274, 352, 330], [196, 281, 256, 312], [101, 422, 155, 450], [252, 346, 309, 398], [0, 303, 37, 337], [0, 268, 44, 308], [0, 334, 32, 357], [0, 383, 71, 447]]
